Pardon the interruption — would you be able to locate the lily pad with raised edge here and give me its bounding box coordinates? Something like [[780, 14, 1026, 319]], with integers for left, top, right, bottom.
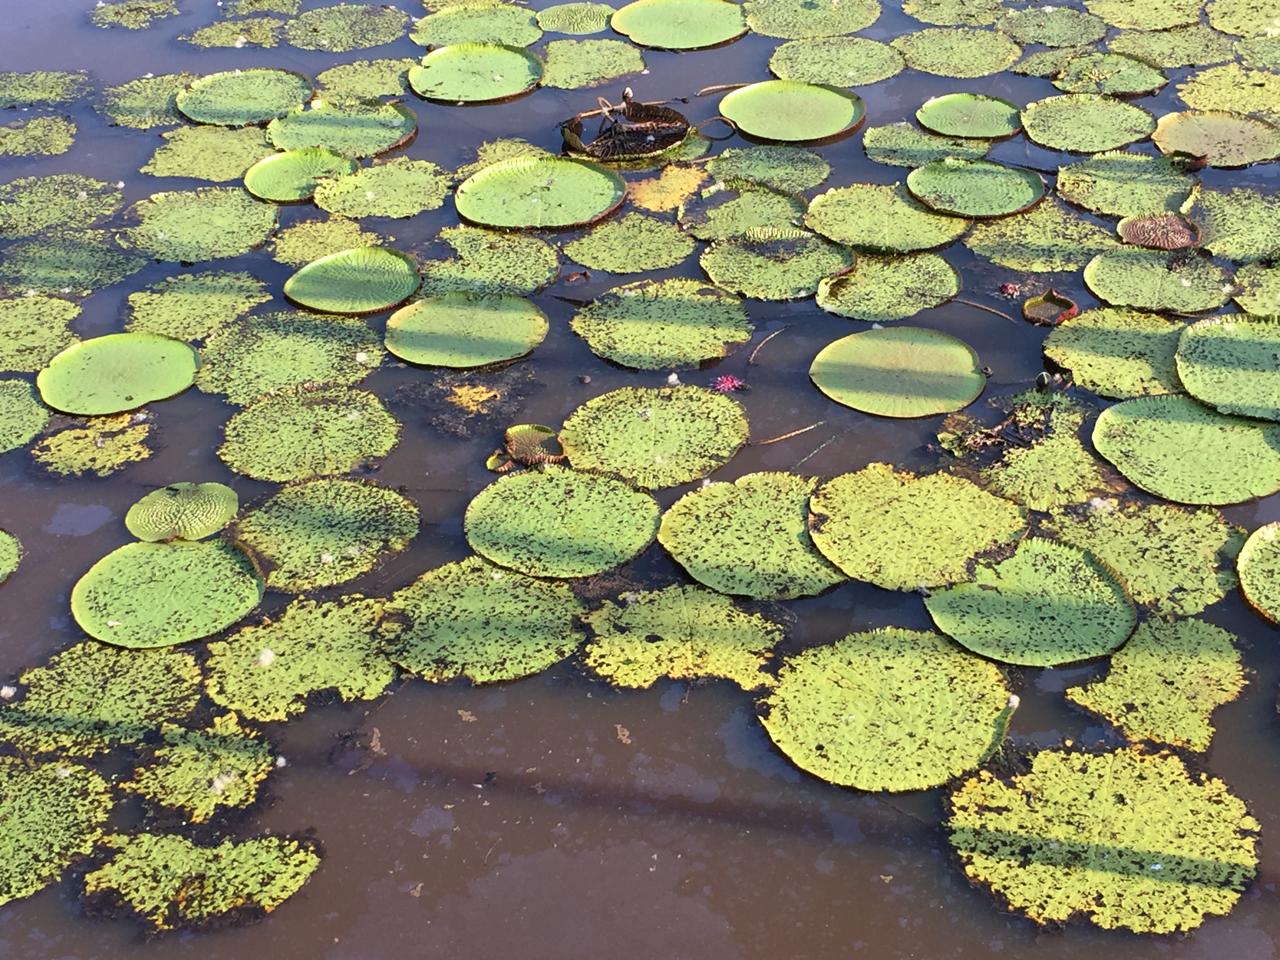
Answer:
[[454, 156, 625, 229], [126, 483, 239, 542], [382, 556, 584, 682], [538, 1, 614, 34], [925, 537, 1136, 666], [700, 230, 853, 300], [1178, 64, 1280, 127], [454, 138, 552, 180], [0, 174, 123, 240], [816, 253, 958, 322], [1022, 94, 1155, 153], [270, 217, 384, 268], [559, 386, 748, 489], [761, 627, 1012, 792], [705, 145, 830, 193], [1053, 52, 1167, 97], [1092, 394, 1280, 505], [1108, 24, 1236, 68], [125, 272, 272, 342], [313, 158, 450, 219], [583, 585, 784, 689], [99, 73, 196, 129], [284, 247, 420, 314], [418, 225, 560, 296], [948, 748, 1259, 933], [1153, 110, 1280, 168], [890, 28, 1022, 78], [409, 44, 542, 103], [206, 596, 394, 721], [124, 188, 276, 262], [610, 0, 746, 49], [0, 116, 77, 158], [234, 478, 418, 593], [1181, 185, 1280, 263], [1239, 521, 1280, 621], [1067, 618, 1244, 752], [563, 212, 695, 271], [244, 148, 356, 203], [0, 70, 91, 109], [769, 36, 904, 87], [809, 463, 1027, 590], [0, 758, 111, 908], [810, 326, 984, 418], [315, 58, 414, 100], [0, 381, 49, 455], [32, 414, 154, 478], [1044, 307, 1185, 398], [175, 69, 311, 126], [219, 385, 401, 482], [1085, 0, 1202, 29], [679, 184, 806, 241], [0, 295, 79, 373], [659, 472, 843, 599], [540, 38, 647, 89], [720, 81, 865, 143], [1176, 315, 1280, 421], [1117, 212, 1200, 250], [82, 833, 320, 932], [385, 293, 548, 367], [72, 541, 263, 649], [267, 100, 418, 158], [141, 126, 275, 182], [410, 3, 542, 45], [907, 158, 1044, 219], [1056, 150, 1195, 218], [1049, 498, 1244, 616], [917, 94, 1019, 140], [0, 231, 146, 296], [902, 0, 1001, 25], [862, 121, 990, 167], [37, 333, 198, 416], [464, 465, 659, 577], [0, 641, 201, 757], [1083, 249, 1230, 313], [284, 2, 409, 51], [806, 182, 968, 252], [744, 0, 879, 38]]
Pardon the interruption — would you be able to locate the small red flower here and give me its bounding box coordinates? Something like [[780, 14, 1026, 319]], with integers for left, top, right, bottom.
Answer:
[[711, 374, 746, 393], [998, 282, 1021, 299]]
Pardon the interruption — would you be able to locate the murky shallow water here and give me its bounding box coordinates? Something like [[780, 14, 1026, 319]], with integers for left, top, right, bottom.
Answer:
[[2, 1, 1280, 957]]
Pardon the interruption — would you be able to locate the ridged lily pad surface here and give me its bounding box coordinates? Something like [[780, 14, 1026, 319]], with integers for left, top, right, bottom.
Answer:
[[762, 628, 1011, 792], [175, 69, 310, 125], [284, 247, 420, 314], [243, 148, 355, 202], [409, 44, 542, 103], [1022, 94, 1155, 152], [537, 1, 613, 34], [806, 182, 968, 252], [1238, 521, 1280, 622], [610, 0, 746, 48], [916, 93, 1019, 138], [454, 156, 625, 229], [71, 541, 263, 649], [1176, 316, 1280, 421], [810, 326, 984, 418], [949, 749, 1260, 933], [1043, 307, 1185, 398], [125, 483, 239, 542], [907, 158, 1044, 218], [559, 386, 749, 489], [1083, 250, 1231, 313], [386, 293, 547, 368], [925, 537, 1136, 666], [719, 81, 865, 143], [37, 333, 198, 416]]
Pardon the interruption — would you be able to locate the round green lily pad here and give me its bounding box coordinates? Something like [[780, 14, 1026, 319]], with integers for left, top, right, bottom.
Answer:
[[1093, 394, 1280, 505], [862, 121, 990, 167], [705, 145, 830, 193], [1109, 24, 1235, 67], [1181, 185, 1280, 264], [125, 272, 273, 342], [1176, 315, 1280, 421], [267, 99, 418, 158], [1084, 249, 1230, 313], [1044, 307, 1184, 399], [141, 125, 274, 182], [313, 158, 451, 220], [1000, 5, 1107, 44], [0, 231, 145, 296], [411, 3, 542, 45], [0, 380, 47, 455], [385, 293, 547, 367], [1022, 94, 1155, 152], [1056, 150, 1194, 218], [769, 36, 904, 87], [806, 182, 968, 252], [284, 2, 409, 51], [563, 212, 695, 272], [71, 541, 263, 649], [0, 295, 79, 373], [124, 187, 276, 262], [244, 148, 356, 202], [816, 252, 959, 322], [37, 333, 197, 416], [383, 556, 584, 683], [700, 230, 852, 300], [464, 465, 659, 578], [538, 1, 613, 34], [610, 0, 747, 49], [454, 156, 625, 229], [0, 174, 124, 239], [890, 27, 1021, 78], [1239, 521, 1280, 622], [315, 58, 414, 100], [126, 483, 239, 542], [926, 537, 1136, 666], [679, 185, 806, 242], [219, 385, 400, 482], [916, 93, 1020, 139], [559, 386, 748, 489], [1053, 52, 1167, 96], [284, 246, 420, 314], [744, 0, 879, 37], [409, 44, 542, 103], [175, 69, 311, 126], [949, 748, 1259, 933], [907, 158, 1044, 218], [762, 627, 1011, 792], [569, 278, 752, 369], [809, 463, 1027, 590], [1152, 110, 1280, 168], [719, 81, 865, 143], [659, 472, 843, 599], [810, 326, 984, 418], [541, 38, 647, 88]]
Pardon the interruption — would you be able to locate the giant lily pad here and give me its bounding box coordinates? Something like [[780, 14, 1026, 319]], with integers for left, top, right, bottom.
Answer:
[[1044, 307, 1185, 398], [1083, 249, 1230, 313], [175, 69, 311, 126], [744, 0, 879, 37], [719, 81, 865, 143], [769, 36, 905, 87], [540, 38, 647, 88], [124, 188, 276, 262], [564, 212, 695, 271], [1056, 150, 1194, 218], [1108, 24, 1235, 67], [964, 199, 1117, 272], [679, 185, 805, 242], [409, 44, 542, 103], [1176, 315, 1280, 421], [1178, 64, 1280, 127], [1053, 52, 1167, 96], [37, 333, 198, 416], [0, 174, 123, 239], [126, 483, 239, 542], [1153, 110, 1280, 168], [862, 121, 990, 167], [314, 158, 451, 219], [454, 156, 625, 229], [906, 158, 1045, 218], [705, 145, 830, 193], [805, 182, 968, 252], [387, 293, 548, 368], [420, 225, 560, 296], [142, 125, 275, 182], [244, 148, 356, 202], [890, 27, 1021, 78], [99, 72, 195, 130], [284, 247, 420, 314], [816, 253, 958, 322], [999, 5, 1106, 44], [284, 2, 409, 51], [125, 271, 273, 342], [411, 3, 542, 45], [537, 1, 614, 33], [700, 230, 852, 300], [1022, 94, 1155, 152], [315, 58, 414, 99], [916, 93, 1019, 139], [1181, 185, 1280, 263], [267, 99, 418, 158], [1238, 521, 1280, 622], [0, 295, 80, 373], [610, 0, 746, 49], [270, 217, 384, 268]]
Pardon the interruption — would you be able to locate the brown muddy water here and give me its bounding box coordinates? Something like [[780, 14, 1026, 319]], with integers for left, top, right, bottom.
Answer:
[[2, 1, 1280, 957]]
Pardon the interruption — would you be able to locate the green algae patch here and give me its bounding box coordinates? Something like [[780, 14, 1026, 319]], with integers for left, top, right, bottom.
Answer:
[[411, 3, 542, 45], [1022, 94, 1155, 153], [315, 58, 414, 100], [464, 465, 659, 578], [176, 69, 310, 126], [72, 540, 263, 649], [570, 278, 751, 370], [705, 145, 829, 193], [268, 99, 417, 158], [37, 333, 198, 416], [455, 156, 625, 229], [32, 413, 154, 477], [141, 126, 274, 183], [284, 2, 409, 51], [0, 531, 19, 584], [382, 556, 583, 683], [660, 472, 843, 599], [679, 185, 806, 243], [420, 225, 559, 296], [1108, 24, 1235, 67], [182, 16, 286, 48], [219, 386, 401, 482], [206, 596, 394, 721], [769, 36, 904, 87], [1043, 307, 1185, 399], [1083, 250, 1230, 314], [126, 272, 272, 342], [409, 44, 542, 103], [1049, 498, 1243, 617], [1053, 52, 1167, 97], [123, 713, 274, 822], [124, 188, 276, 262], [0, 380, 47, 455], [811, 326, 984, 418], [916, 93, 1019, 139], [1176, 315, 1280, 421], [761, 628, 1011, 792], [1238, 521, 1280, 622], [560, 386, 748, 489], [538, 1, 614, 33], [890, 27, 1021, 78], [0, 174, 123, 240], [719, 81, 864, 143], [0, 758, 111, 908], [245, 148, 356, 203], [1181, 185, 1280, 264], [0, 70, 90, 108], [809, 463, 1026, 590], [100, 73, 195, 129], [611, 0, 746, 49], [1153, 110, 1280, 168], [0, 641, 201, 757], [806, 182, 967, 252], [1092, 395, 1280, 505], [906, 158, 1044, 219], [126, 483, 239, 542], [816, 253, 958, 322], [948, 748, 1260, 933], [963, 200, 1117, 272], [235, 478, 419, 593], [564, 213, 694, 272], [284, 247, 420, 314], [385, 293, 547, 367], [0, 230, 146, 296], [270, 217, 384, 268], [83, 833, 320, 932], [0, 116, 76, 157], [583, 585, 783, 690], [1067, 618, 1244, 752], [862, 121, 989, 168], [540, 38, 647, 89], [0, 295, 80, 372], [90, 0, 177, 28], [1056, 150, 1194, 218]]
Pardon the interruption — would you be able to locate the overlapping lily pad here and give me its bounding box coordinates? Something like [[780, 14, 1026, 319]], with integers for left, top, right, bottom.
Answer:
[[126, 483, 239, 542], [419, 225, 559, 296], [1053, 52, 1167, 97], [99, 73, 195, 129], [244, 148, 356, 202], [1056, 150, 1194, 217], [807, 182, 967, 252], [966, 193, 1118, 269], [537, 1, 614, 34], [176, 69, 311, 126], [891, 27, 1021, 78], [1175, 315, 1280, 421], [862, 121, 990, 167], [267, 99, 418, 157], [769, 36, 904, 87], [37, 333, 198, 415], [610, 0, 746, 49], [270, 217, 384, 268], [1152, 110, 1280, 168], [124, 188, 276, 262], [816, 252, 958, 322], [1043, 307, 1185, 398], [409, 44, 542, 103], [700, 230, 852, 300], [907, 158, 1045, 218], [1083, 250, 1230, 313], [142, 126, 275, 182], [540, 38, 646, 89], [454, 156, 625, 229], [1022, 94, 1155, 152], [679, 184, 805, 241], [284, 247, 420, 314], [1238, 521, 1280, 622], [705, 145, 830, 193], [315, 58, 414, 100], [1108, 24, 1235, 68], [125, 272, 272, 342], [313, 158, 450, 219], [720, 81, 865, 143], [385, 293, 547, 367]]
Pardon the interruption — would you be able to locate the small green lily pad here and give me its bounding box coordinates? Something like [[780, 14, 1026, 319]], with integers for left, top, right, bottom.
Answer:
[[126, 483, 239, 542], [720, 81, 865, 143], [564, 212, 695, 271], [244, 148, 357, 202], [862, 121, 990, 167], [916, 92, 1020, 138], [700, 230, 852, 300], [610, 0, 747, 49], [769, 36, 905, 87], [409, 43, 542, 103], [806, 182, 968, 252], [454, 156, 625, 229], [267, 99, 418, 158], [907, 158, 1045, 218], [284, 247, 420, 314], [313, 158, 451, 219], [124, 187, 277, 262], [890, 27, 1021, 78]]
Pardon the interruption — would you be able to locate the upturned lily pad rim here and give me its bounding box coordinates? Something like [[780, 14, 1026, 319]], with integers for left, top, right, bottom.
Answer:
[[719, 81, 867, 145], [915, 92, 1023, 140], [905, 158, 1047, 219], [1152, 109, 1280, 169], [282, 246, 422, 315], [408, 44, 544, 105]]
